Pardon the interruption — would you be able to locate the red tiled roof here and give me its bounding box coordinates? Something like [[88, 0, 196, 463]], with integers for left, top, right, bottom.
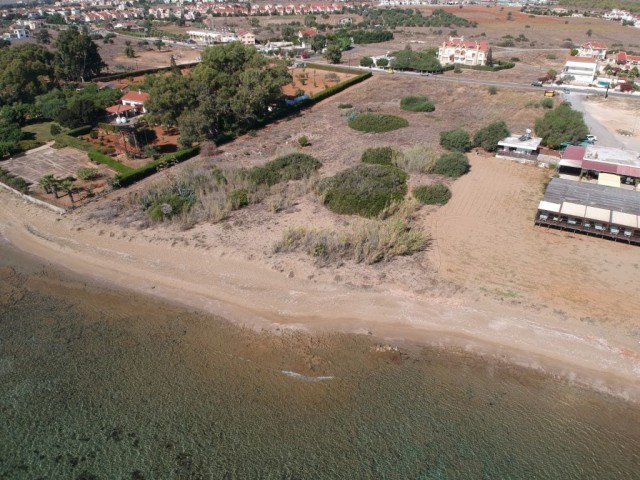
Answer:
[[237, 29, 250, 37], [444, 37, 488, 51], [106, 104, 135, 114], [120, 91, 150, 103], [617, 51, 627, 62], [298, 28, 318, 37], [581, 41, 607, 50]]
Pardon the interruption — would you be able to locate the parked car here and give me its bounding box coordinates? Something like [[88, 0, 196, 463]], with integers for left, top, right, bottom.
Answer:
[[531, 81, 543, 87], [586, 135, 597, 143]]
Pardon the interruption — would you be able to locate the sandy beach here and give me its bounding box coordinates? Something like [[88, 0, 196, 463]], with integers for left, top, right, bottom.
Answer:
[[1, 175, 640, 402]]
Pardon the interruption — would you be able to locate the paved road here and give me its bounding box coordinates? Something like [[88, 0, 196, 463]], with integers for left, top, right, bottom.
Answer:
[[564, 94, 622, 149]]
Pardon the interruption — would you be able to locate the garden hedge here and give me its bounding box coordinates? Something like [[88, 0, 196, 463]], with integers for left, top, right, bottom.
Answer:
[[113, 146, 200, 187]]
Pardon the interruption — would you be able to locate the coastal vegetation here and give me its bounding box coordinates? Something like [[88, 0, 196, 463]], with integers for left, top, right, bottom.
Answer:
[[439, 129, 472, 153], [361, 146, 394, 166], [348, 113, 408, 133], [317, 164, 407, 218], [433, 152, 470, 178], [413, 184, 452, 205], [274, 201, 427, 265], [400, 96, 436, 113]]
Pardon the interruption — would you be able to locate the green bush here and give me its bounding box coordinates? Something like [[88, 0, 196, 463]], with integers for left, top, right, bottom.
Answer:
[[76, 167, 99, 180], [247, 153, 321, 186], [473, 121, 510, 152], [348, 113, 408, 133], [66, 125, 93, 137], [361, 146, 394, 166], [413, 184, 452, 205], [433, 152, 469, 178], [297, 135, 310, 147], [318, 164, 407, 218], [50, 124, 61, 136], [228, 189, 249, 209], [400, 96, 436, 112], [337, 103, 353, 109], [541, 98, 554, 109], [535, 103, 588, 149], [488, 86, 498, 95], [0, 167, 30, 193], [440, 128, 472, 152], [18, 140, 44, 151]]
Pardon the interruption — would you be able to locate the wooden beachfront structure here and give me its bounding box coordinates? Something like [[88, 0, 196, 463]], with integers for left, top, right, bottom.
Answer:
[[535, 178, 640, 246]]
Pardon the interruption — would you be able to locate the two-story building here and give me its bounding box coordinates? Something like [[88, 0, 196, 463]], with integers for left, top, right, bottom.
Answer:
[[560, 56, 598, 85], [577, 41, 608, 60], [237, 30, 255, 46], [437, 36, 489, 67]]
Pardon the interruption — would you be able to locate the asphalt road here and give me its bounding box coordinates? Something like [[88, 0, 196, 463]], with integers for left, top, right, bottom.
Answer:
[[564, 93, 623, 149]]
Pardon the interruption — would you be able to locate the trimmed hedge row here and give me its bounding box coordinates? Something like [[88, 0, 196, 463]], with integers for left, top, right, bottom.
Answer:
[[305, 63, 365, 76], [88, 150, 133, 174], [113, 146, 200, 188], [66, 125, 93, 137], [458, 62, 515, 72], [311, 71, 372, 103], [54, 133, 95, 152]]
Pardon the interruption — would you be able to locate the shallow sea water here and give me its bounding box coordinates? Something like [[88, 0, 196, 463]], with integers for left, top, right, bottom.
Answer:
[[1, 245, 639, 479]]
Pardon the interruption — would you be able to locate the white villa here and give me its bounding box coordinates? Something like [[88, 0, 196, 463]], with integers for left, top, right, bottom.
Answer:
[[561, 56, 598, 85], [187, 30, 237, 45], [437, 36, 489, 67]]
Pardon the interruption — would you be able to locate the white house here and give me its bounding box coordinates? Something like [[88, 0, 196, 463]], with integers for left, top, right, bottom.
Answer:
[[561, 56, 598, 85], [237, 30, 255, 45], [577, 41, 608, 60], [12, 29, 29, 39], [120, 91, 150, 114], [437, 36, 489, 67]]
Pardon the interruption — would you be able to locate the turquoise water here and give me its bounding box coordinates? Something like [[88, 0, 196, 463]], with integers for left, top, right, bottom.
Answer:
[[1, 245, 639, 479]]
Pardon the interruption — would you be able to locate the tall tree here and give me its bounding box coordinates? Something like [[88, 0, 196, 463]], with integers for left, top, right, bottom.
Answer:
[[54, 27, 105, 82], [36, 28, 51, 45], [323, 44, 342, 64], [0, 44, 54, 106]]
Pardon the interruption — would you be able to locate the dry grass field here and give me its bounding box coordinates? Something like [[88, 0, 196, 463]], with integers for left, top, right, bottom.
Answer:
[[94, 73, 640, 329]]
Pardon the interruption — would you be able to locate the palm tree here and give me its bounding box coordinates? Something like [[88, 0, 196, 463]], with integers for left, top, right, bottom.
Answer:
[[38, 174, 56, 194], [59, 178, 75, 203]]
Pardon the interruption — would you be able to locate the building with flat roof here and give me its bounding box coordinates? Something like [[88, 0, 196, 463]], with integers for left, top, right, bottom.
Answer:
[[559, 145, 640, 183], [535, 178, 640, 245], [561, 56, 598, 85], [496, 131, 542, 161]]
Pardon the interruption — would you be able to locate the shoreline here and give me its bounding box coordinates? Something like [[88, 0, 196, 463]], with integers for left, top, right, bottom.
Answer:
[[2, 191, 640, 403]]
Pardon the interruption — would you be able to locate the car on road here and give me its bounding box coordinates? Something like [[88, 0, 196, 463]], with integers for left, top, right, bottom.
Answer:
[[531, 81, 543, 87], [586, 135, 597, 143]]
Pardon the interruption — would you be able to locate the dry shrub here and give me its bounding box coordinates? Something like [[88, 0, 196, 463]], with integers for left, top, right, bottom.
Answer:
[[273, 201, 428, 265], [392, 145, 439, 174]]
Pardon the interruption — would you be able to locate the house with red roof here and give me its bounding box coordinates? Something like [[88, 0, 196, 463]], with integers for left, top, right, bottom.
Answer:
[[578, 41, 608, 60], [615, 51, 640, 71], [237, 29, 255, 45], [120, 90, 150, 114], [437, 36, 489, 67]]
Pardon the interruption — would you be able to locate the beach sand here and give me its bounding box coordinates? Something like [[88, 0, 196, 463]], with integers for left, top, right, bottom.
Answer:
[[1, 174, 639, 402]]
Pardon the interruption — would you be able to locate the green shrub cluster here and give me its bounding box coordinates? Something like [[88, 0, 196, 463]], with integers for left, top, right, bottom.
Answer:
[[337, 103, 353, 109], [361, 146, 394, 165], [534, 103, 588, 149], [0, 167, 30, 193], [76, 167, 99, 180], [440, 129, 472, 152], [18, 139, 44, 151], [318, 164, 407, 218], [473, 121, 510, 152], [228, 189, 249, 209], [246, 153, 322, 186], [348, 113, 409, 133], [141, 181, 196, 222], [413, 184, 452, 205], [351, 30, 394, 43], [400, 96, 435, 112], [433, 152, 469, 178]]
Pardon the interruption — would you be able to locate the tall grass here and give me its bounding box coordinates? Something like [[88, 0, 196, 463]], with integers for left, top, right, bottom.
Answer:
[[273, 201, 428, 265]]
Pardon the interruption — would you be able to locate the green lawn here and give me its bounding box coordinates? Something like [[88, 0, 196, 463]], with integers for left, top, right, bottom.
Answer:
[[22, 122, 56, 143]]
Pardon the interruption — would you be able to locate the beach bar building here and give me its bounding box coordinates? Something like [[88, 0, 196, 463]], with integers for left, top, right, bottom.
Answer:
[[535, 178, 640, 245]]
